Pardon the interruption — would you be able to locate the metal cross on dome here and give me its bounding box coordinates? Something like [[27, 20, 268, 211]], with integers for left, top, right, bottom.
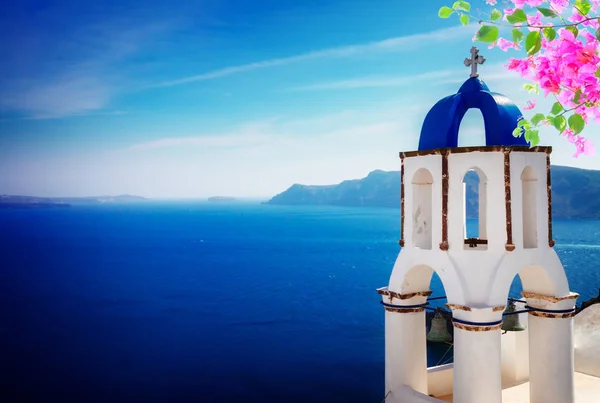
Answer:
[[464, 46, 486, 78]]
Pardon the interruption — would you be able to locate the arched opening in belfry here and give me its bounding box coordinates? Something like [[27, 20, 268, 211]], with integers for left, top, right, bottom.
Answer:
[[521, 166, 538, 249], [427, 271, 454, 367], [411, 168, 434, 249], [401, 265, 453, 368], [457, 108, 486, 147], [501, 273, 529, 389], [462, 168, 488, 246]]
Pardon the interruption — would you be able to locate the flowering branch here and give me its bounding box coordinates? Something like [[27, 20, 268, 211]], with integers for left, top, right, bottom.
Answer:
[[438, 0, 599, 158]]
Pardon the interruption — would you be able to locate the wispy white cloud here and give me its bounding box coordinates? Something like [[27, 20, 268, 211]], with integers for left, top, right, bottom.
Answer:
[[131, 132, 270, 150], [0, 19, 172, 119], [152, 25, 476, 88], [0, 109, 128, 122], [129, 107, 412, 152], [130, 119, 279, 150], [286, 70, 461, 91], [0, 77, 112, 119]]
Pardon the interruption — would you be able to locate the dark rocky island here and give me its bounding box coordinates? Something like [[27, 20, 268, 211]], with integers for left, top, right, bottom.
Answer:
[[266, 165, 600, 219]]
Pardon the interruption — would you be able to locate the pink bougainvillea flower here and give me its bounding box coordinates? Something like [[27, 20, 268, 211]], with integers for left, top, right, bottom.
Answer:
[[562, 129, 596, 158], [582, 139, 596, 157], [539, 75, 561, 95], [512, 0, 545, 8], [577, 47, 597, 64], [506, 58, 534, 77], [452, 0, 600, 156], [526, 12, 543, 31], [568, 11, 587, 25], [523, 99, 536, 110], [489, 37, 520, 51], [585, 18, 600, 29], [550, 0, 570, 14]]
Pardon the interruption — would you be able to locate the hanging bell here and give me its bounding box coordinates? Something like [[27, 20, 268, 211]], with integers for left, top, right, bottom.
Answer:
[[426, 310, 452, 343], [501, 301, 526, 332]]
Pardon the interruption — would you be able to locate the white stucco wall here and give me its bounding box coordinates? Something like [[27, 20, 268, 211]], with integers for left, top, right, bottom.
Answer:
[[574, 304, 600, 377], [384, 306, 428, 395], [427, 364, 453, 397], [508, 152, 549, 251], [392, 149, 570, 308], [412, 168, 434, 249], [403, 155, 443, 251]]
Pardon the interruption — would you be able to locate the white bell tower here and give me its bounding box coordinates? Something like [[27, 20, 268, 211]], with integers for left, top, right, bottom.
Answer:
[[378, 47, 578, 403]]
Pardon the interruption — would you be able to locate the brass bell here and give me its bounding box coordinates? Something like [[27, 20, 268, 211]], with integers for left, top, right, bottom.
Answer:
[[501, 301, 526, 332], [426, 309, 452, 343]]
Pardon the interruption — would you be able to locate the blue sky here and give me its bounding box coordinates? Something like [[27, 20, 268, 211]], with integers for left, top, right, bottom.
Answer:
[[1, 0, 599, 198]]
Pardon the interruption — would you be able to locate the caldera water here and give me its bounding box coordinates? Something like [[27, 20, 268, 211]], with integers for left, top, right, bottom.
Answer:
[[1, 202, 599, 402]]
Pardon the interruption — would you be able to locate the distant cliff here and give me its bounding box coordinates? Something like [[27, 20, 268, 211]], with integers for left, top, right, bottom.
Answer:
[[266, 166, 600, 219], [267, 170, 400, 208], [0, 194, 148, 208]]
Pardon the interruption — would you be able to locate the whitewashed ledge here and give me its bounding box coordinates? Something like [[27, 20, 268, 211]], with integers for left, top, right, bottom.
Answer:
[[388, 372, 600, 403], [499, 372, 600, 403], [574, 304, 600, 378], [388, 385, 445, 403]]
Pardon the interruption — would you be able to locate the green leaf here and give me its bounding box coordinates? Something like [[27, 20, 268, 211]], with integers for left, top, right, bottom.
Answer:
[[574, 89, 583, 104], [531, 113, 545, 126], [537, 7, 558, 18], [491, 9, 502, 21], [518, 118, 531, 128], [525, 31, 542, 56], [475, 25, 499, 43], [551, 102, 563, 115], [512, 29, 524, 43], [595, 68, 600, 78], [528, 129, 540, 146], [566, 26, 579, 37], [452, 1, 471, 11], [506, 9, 527, 24], [568, 113, 585, 134], [544, 27, 557, 41], [525, 129, 540, 146], [596, 28, 600, 41], [460, 14, 469, 26], [523, 83, 538, 94], [438, 6, 454, 18], [575, 0, 592, 16], [553, 116, 567, 133], [513, 126, 524, 138]]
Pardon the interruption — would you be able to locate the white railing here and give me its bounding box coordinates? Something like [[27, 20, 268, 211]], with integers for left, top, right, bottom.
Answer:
[[427, 363, 454, 398], [388, 385, 449, 403]]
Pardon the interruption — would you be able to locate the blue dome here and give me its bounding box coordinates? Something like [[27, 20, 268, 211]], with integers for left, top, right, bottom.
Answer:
[[418, 77, 529, 151]]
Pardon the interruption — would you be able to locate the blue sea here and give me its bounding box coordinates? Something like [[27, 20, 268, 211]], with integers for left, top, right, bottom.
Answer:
[[1, 202, 600, 403]]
